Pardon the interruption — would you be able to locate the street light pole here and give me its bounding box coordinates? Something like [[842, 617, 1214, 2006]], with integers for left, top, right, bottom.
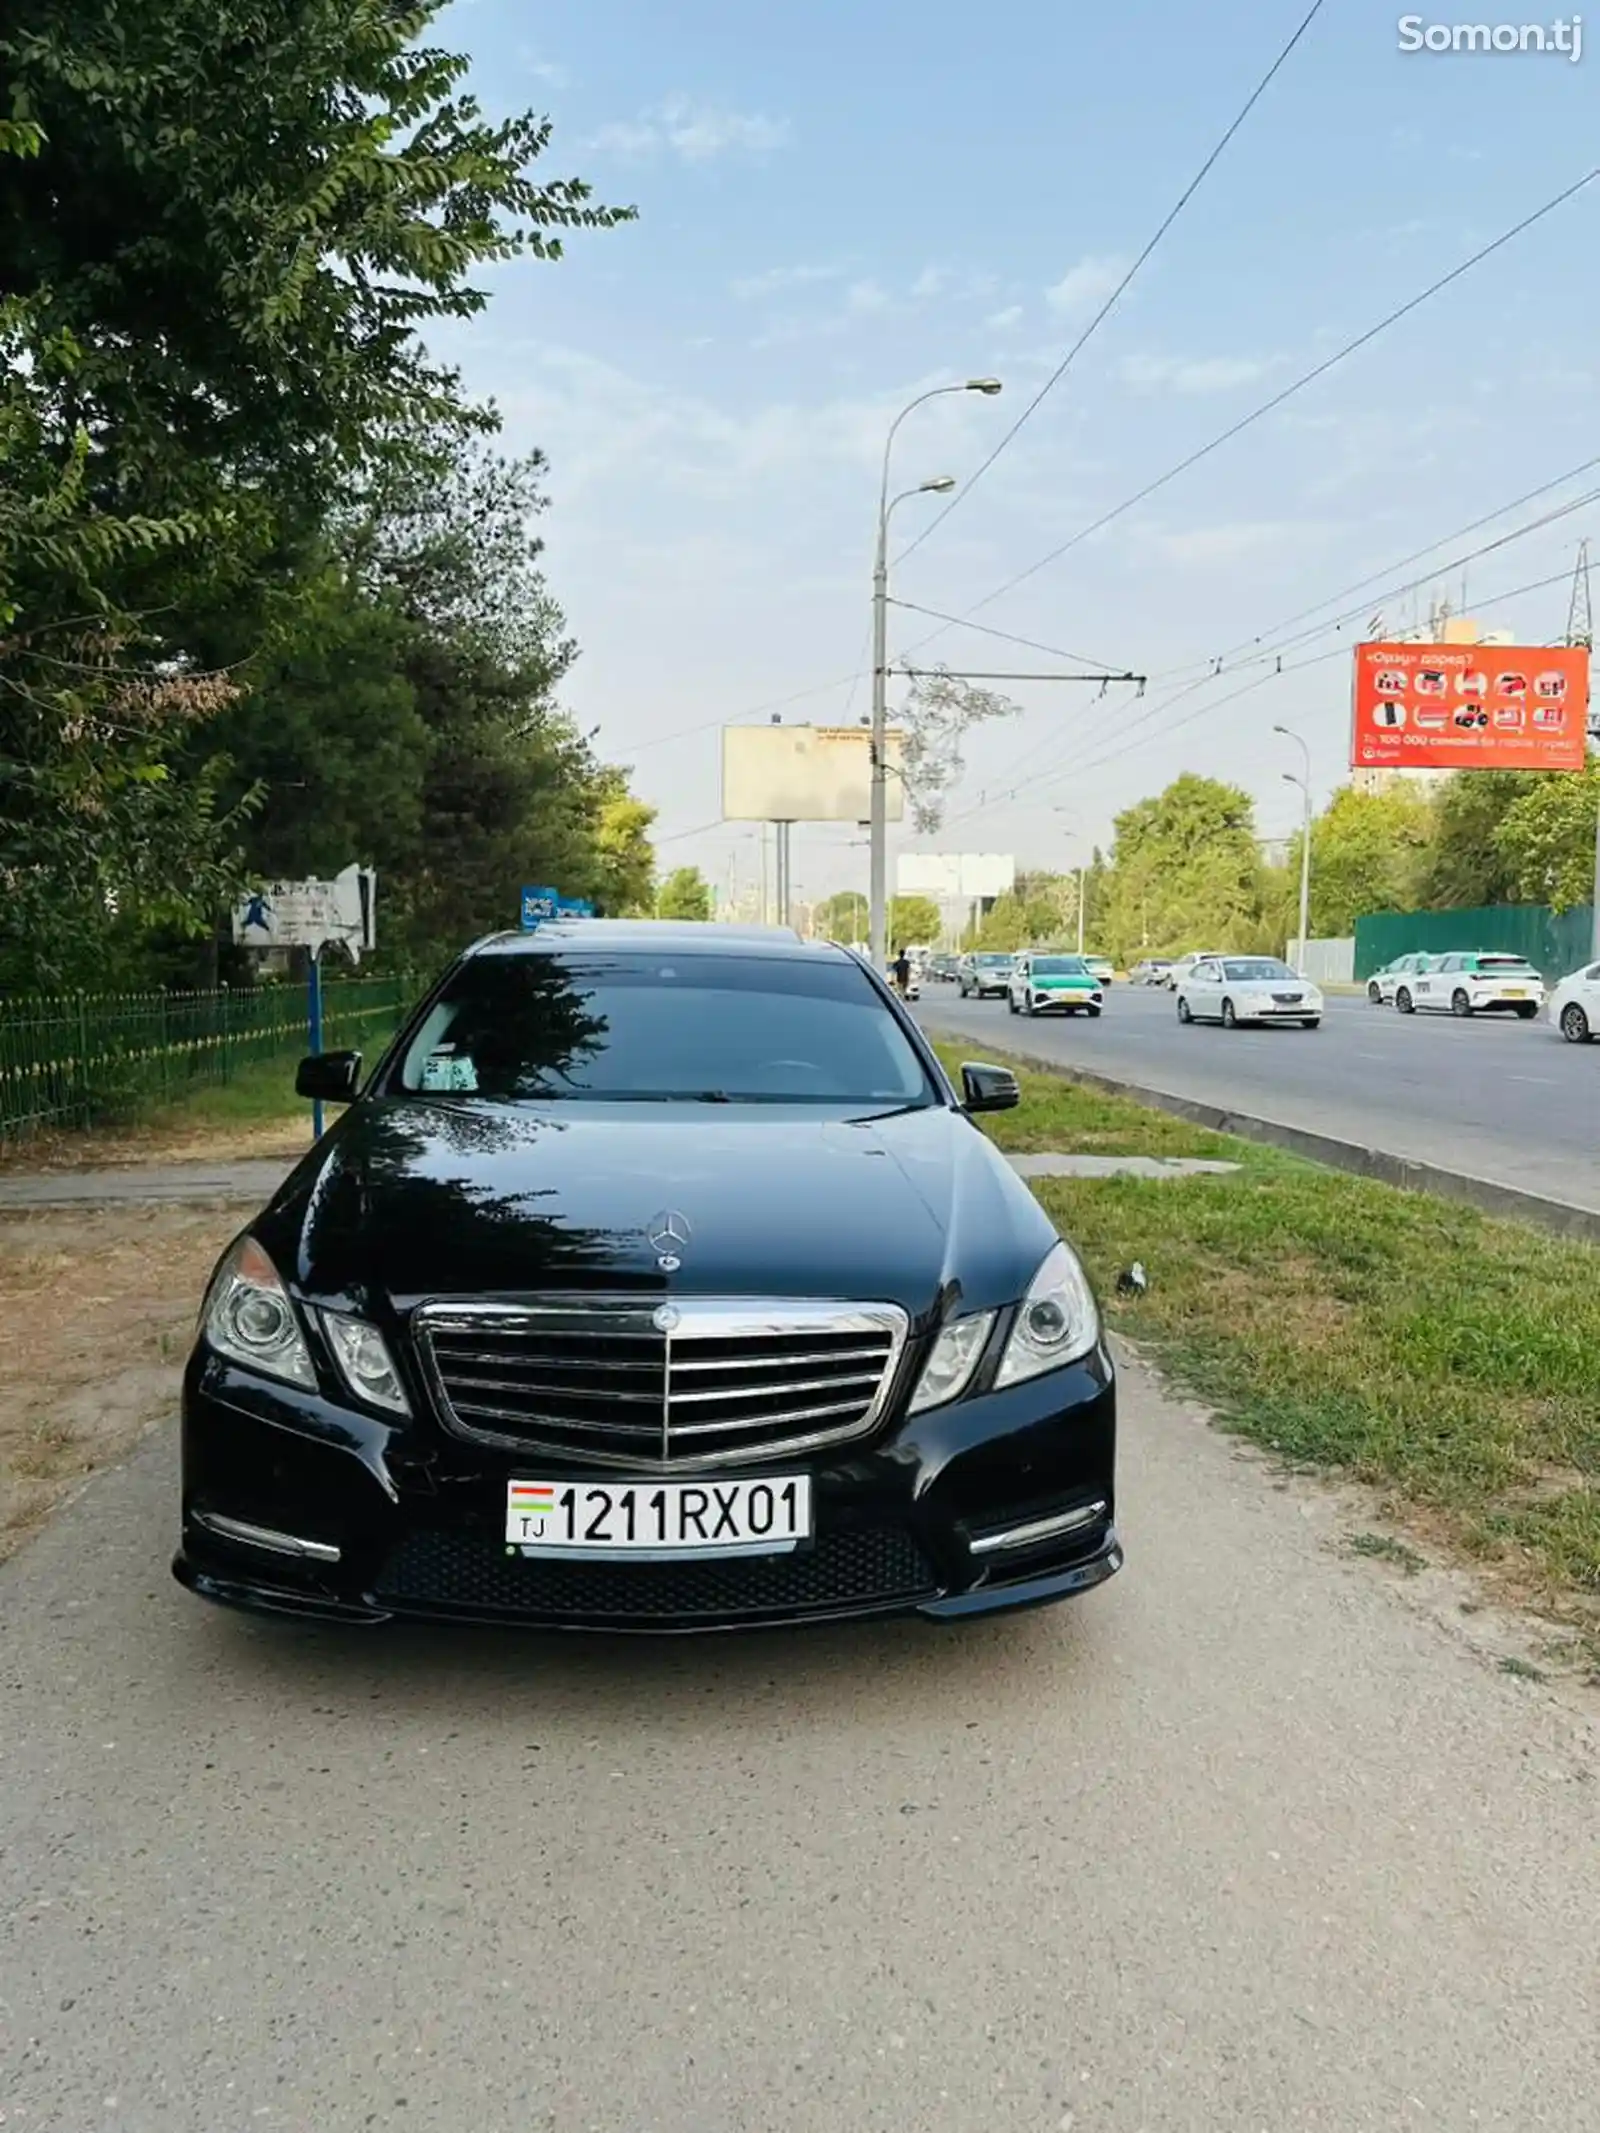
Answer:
[[1275, 725, 1313, 968], [869, 378, 1002, 975]]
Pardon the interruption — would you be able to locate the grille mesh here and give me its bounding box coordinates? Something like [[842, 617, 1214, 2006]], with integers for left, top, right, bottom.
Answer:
[[372, 1526, 937, 1623], [415, 1298, 907, 1469]]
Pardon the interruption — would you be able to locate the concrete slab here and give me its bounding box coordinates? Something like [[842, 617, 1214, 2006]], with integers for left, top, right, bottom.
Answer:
[[1008, 1153, 1241, 1179]]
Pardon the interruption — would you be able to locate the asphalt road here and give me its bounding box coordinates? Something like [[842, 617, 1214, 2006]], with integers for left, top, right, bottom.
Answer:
[[3, 1364, 1597, 2132], [919, 982, 1600, 1215]]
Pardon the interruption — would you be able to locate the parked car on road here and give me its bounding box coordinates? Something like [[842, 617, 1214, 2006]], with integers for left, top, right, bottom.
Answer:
[[959, 952, 1016, 999], [1367, 952, 1440, 1005], [1163, 951, 1228, 992], [1176, 955, 1323, 1029], [1128, 959, 1174, 986], [1396, 952, 1545, 1019], [1007, 953, 1104, 1018], [174, 921, 1121, 1633], [1549, 960, 1600, 1043]]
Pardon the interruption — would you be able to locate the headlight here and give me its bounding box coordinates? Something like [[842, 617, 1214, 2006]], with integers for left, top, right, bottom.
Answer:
[[321, 1312, 410, 1415], [201, 1236, 317, 1389], [907, 1310, 996, 1416], [994, 1241, 1100, 1389]]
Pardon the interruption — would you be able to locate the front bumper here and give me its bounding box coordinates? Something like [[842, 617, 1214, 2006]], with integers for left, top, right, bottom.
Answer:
[[173, 1348, 1120, 1633]]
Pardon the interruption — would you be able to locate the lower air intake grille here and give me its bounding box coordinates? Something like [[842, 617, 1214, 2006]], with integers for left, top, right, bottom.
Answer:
[[372, 1526, 937, 1623]]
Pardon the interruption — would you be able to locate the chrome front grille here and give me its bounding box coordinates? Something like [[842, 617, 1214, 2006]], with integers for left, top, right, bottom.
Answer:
[[412, 1297, 910, 1469]]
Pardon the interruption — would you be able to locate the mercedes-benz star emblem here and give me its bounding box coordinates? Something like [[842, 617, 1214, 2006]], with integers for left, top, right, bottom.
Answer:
[[652, 1305, 681, 1333], [648, 1210, 691, 1252], [647, 1209, 691, 1273]]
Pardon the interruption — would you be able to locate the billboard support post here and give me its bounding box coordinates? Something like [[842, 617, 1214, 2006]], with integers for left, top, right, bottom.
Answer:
[[1592, 792, 1600, 961]]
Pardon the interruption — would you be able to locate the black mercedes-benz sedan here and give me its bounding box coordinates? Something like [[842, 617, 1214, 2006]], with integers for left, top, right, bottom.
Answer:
[[174, 921, 1120, 1632]]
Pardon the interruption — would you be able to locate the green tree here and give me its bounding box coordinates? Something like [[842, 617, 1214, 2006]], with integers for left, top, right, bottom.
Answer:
[[889, 895, 941, 948], [815, 891, 868, 942], [1412, 772, 1525, 908], [1492, 761, 1600, 912], [970, 872, 1078, 952], [592, 769, 658, 916], [1290, 784, 1433, 936], [1098, 775, 1267, 957], [0, 0, 632, 986], [656, 867, 713, 921]]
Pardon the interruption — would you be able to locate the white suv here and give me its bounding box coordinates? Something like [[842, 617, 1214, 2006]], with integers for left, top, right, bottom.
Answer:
[[1398, 952, 1545, 1019]]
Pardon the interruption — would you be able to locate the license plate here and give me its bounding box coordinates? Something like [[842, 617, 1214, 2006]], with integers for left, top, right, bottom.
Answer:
[[505, 1476, 813, 1559], [1501, 989, 1528, 998]]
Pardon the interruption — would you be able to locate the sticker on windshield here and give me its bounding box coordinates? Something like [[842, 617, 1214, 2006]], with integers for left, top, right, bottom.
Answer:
[[420, 1049, 478, 1092]]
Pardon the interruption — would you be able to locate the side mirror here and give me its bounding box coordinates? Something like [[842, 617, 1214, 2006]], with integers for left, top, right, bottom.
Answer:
[[295, 1050, 361, 1104], [960, 1061, 1020, 1114]]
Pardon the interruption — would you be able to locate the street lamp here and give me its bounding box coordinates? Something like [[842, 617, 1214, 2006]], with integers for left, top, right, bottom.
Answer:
[[869, 379, 1004, 974], [1274, 724, 1313, 969]]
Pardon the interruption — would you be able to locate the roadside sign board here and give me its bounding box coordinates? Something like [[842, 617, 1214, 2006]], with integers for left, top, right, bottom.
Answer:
[[233, 865, 376, 960], [520, 885, 559, 930], [1351, 642, 1589, 772], [555, 896, 594, 918]]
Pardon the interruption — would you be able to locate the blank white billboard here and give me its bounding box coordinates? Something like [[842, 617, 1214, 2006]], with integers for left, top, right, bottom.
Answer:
[[896, 852, 1015, 899], [721, 724, 905, 823]]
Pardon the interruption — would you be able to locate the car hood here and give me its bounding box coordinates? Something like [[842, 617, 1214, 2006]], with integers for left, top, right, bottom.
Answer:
[[261, 1098, 1059, 1326]]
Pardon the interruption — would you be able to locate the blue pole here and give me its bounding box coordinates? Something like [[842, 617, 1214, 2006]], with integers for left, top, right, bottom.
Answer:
[[308, 949, 324, 1141]]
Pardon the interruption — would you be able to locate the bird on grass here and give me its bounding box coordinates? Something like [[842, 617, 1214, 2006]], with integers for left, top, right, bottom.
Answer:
[[1115, 1262, 1148, 1298]]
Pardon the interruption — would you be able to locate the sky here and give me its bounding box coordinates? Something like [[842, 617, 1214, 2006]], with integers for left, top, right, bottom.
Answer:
[[429, 0, 1599, 910]]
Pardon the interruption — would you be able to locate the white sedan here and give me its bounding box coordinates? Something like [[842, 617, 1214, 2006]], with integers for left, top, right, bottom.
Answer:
[[1549, 959, 1600, 1043], [1176, 956, 1323, 1030]]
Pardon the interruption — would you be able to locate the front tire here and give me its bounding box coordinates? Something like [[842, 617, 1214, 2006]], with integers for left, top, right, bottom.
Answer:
[[1007, 993, 1018, 1014], [1515, 1004, 1538, 1021], [1561, 1002, 1592, 1043], [1087, 1005, 1103, 1019], [1396, 988, 1414, 1015], [1177, 996, 1193, 1024], [1221, 998, 1238, 1029], [1368, 982, 1382, 1004], [1451, 989, 1473, 1019], [1302, 1019, 1321, 1030]]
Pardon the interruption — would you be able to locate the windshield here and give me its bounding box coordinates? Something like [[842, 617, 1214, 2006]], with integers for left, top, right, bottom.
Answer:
[[974, 954, 1012, 968], [1031, 957, 1087, 976], [1221, 958, 1296, 981], [392, 952, 936, 1107]]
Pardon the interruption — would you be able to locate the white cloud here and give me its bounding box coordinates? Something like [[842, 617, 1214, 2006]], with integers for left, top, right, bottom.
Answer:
[[910, 266, 949, 300], [845, 279, 892, 314], [518, 49, 569, 88], [588, 97, 791, 164], [1120, 352, 1279, 395], [731, 263, 844, 300], [1044, 255, 1129, 316], [986, 304, 1024, 332]]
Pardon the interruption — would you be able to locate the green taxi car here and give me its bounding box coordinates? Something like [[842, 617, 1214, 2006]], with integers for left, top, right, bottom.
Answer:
[[1008, 953, 1104, 1018]]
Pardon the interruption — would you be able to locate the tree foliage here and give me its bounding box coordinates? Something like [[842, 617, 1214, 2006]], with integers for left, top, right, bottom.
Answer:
[[655, 867, 713, 922], [0, 0, 644, 989], [1491, 760, 1600, 912], [1290, 784, 1433, 936]]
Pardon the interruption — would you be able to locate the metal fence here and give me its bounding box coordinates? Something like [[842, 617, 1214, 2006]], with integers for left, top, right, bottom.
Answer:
[[1353, 904, 1594, 983], [0, 976, 415, 1142]]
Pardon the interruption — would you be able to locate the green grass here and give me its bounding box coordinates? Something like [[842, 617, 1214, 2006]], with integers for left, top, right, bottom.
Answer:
[[936, 1041, 1600, 1615], [138, 1054, 313, 1135]]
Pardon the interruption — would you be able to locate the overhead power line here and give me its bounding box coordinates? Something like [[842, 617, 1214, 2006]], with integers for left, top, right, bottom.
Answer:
[[898, 162, 1600, 662], [940, 555, 1590, 830], [894, 0, 1330, 569]]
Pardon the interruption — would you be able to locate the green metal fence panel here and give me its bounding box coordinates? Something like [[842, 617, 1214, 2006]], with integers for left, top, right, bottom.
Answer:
[[0, 976, 415, 1142], [1354, 905, 1593, 983]]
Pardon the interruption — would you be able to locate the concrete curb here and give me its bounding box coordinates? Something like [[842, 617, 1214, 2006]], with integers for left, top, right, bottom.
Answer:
[[966, 1035, 1600, 1247]]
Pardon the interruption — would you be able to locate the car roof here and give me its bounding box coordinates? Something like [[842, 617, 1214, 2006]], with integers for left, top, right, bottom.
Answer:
[[468, 921, 828, 961]]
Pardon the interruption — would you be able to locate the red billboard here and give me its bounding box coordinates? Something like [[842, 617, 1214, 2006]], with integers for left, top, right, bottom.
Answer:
[[1351, 642, 1589, 772]]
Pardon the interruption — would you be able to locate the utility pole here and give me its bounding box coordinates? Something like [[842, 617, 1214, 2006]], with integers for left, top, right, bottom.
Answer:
[[1076, 867, 1086, 955], [1571, 542, 1600, 957]]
